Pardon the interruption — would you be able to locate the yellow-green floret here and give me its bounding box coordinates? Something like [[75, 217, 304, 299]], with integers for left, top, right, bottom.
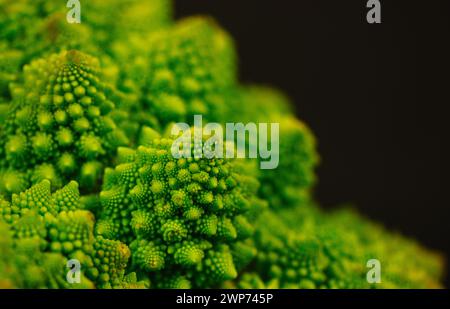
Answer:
[[225, 206, 444, 289], [96, 133, 265, 287], [0, 50, 128, 196]]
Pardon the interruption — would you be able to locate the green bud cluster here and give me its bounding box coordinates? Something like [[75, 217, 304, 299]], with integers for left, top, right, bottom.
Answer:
[[0, 50, 128, 196], [96, 134, 265, 287], [218, 86, 320, 209], [0, 180, 144, 288], [226, 206, 444, 289]]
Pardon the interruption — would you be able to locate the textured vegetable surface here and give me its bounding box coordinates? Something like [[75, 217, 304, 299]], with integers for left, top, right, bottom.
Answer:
[[0, 180, 144, 288], [217, 86, 320, 209], [0, 50, 128, 196], [96, 133, 265, 288], [225, 206, 443, 288], [0, 0, 445, 289]]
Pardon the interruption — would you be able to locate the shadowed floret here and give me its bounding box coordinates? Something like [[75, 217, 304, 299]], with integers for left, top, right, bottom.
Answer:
[[225, 206, 444, 289], [144, 17, 236, 122], [82, 0, 172, 47], [110, 16, 237, 137], [219, 86, 319, 209], [318, 209, 445, 289], [259, 116, 319, 209]]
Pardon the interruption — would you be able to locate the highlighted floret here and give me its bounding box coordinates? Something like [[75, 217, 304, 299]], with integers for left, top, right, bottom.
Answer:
[[96, 133, 265, 287]]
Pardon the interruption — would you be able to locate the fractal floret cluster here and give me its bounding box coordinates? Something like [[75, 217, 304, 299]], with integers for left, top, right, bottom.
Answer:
[[0, 50, 128, 196], [0, 0, 445, 288], [0, 180, 142, 288], [96, 134, 264, 288]]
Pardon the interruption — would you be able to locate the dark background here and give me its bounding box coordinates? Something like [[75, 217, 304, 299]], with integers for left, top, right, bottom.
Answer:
[[175, 0, 450, 285]]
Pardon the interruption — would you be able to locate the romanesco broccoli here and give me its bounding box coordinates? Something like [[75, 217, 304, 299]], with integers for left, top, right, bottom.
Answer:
[[0, 180, 144, 288], [0, 50, 128, 196], [0, 0, 445, 290], [224, 206, 443, 289], [220, 86, 319, 209], [96, 132, 265, 287]]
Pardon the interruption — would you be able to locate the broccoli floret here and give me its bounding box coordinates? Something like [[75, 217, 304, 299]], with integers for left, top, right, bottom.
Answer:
[[262, 116, 319, 209], [0, 0, 170, 115], [0, 1, 99, 100], [0, 50, 129, 196], [223, 86, 295, 122], [112, 17, 236, 134], [111, 17, 237, 145], [220, 86, 320, 209], [0, 219, 94, 289], [0, 180, 144, 288], [227, 206, 444, 289], [319, 208, 445, 288], [96, 132, 265, 287], [83, 0, 172, 47]]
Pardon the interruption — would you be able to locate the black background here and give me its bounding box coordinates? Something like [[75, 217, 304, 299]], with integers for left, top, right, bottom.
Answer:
[[175, 0, 449, 286]]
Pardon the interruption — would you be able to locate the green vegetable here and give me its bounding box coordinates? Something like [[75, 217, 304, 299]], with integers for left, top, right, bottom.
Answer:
[[0, 180, 144, 288], [109, 17, 237, 141], [0, 0, 444, 289], [96, 132, 265, 288], [220, 86, 320, 209], [0, 50, 128, 196], [225, 206, 443, 289]]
